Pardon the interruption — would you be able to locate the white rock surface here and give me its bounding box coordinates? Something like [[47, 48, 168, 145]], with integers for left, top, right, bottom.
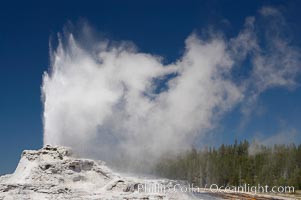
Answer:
[[0, 145, 196, 200]]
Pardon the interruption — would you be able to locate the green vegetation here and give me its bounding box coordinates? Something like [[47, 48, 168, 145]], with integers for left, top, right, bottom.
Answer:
[[154, 140, 301, 189]]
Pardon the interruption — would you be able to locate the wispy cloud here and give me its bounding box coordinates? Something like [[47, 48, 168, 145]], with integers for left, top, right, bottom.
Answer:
[[248, 129, 298, 155]]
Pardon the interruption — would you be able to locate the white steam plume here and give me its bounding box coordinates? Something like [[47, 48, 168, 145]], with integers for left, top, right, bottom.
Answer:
[[42, 7, 301, 170]]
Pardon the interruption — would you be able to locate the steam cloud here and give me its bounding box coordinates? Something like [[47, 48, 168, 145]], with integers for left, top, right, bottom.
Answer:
[[42, 7, 301, 170]]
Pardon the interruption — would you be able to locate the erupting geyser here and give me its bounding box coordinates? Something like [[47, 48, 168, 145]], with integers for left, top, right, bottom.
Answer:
[[42, 8, 301, 170]]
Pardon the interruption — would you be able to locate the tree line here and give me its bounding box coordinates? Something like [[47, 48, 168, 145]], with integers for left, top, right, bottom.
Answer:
[[154, 140, 301, 190]]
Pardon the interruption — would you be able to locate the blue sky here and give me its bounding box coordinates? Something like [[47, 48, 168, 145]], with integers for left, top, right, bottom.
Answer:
[[1, 0, 301, 174]]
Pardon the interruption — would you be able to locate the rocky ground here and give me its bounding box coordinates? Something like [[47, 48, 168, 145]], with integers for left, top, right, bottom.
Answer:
[[0, 145, 197, 200], [1, 145, 299, 200]]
